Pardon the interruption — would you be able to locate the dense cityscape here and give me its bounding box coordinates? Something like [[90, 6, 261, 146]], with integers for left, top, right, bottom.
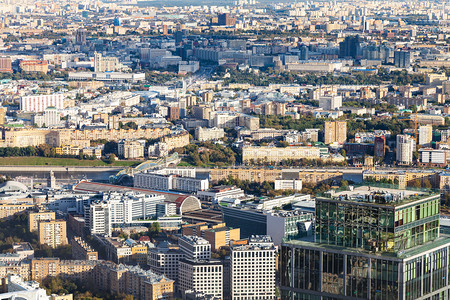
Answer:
[[0, 0, 449, 299]]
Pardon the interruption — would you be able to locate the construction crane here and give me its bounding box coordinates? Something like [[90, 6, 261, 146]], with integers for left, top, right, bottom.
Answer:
[[414, 111, 418, 144]]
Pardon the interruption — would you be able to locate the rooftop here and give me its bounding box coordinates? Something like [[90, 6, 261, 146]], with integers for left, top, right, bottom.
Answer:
[[321, 186, 438, 208]]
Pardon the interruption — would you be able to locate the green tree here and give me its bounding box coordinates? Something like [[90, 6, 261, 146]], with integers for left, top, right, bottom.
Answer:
[[107, 154, 117, 164]]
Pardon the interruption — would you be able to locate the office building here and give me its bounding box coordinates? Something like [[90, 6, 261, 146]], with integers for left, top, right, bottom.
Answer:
[[222, 205, 313, 242], [231, 236, 276, 299], [280, 189, 449, 300], [319, 95, 342, 110], [178, 259, 223, 299], [147, 246, 184, 282], [38, 220, 67, 249], [324, 121, 347, 144], [134, 172, 209, 193], [179, 236, 211, 260], [419, 148, 446, 167], [274, 179, 303, 191], [86, 192, 165, 235], [396, 134, 415, 165]]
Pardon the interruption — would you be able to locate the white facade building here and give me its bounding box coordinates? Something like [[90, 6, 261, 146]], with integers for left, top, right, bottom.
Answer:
[[319, 95, 342, 110], [178, 259, 223, 299], [230, 235, 276, 299], [134, 172, 209, 192], [31, 107, 60, 127], [274, 179, 303, 191], [418, 125, 433, 146], [419, 148, 446, 165], [179, 236, 211, 260], [147, 247, 184, 282], [20, 94, 65, 112], [396, 134, 415, 165], [87, 201, 112, 236], [195, 127, 225, 142], [87, 192, 165, 235]]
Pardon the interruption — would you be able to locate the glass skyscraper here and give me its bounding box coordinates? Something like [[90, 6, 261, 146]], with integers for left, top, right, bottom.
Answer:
[[281, 190, 450, 300]]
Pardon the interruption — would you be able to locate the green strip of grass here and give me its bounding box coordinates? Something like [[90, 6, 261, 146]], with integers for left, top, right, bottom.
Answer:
[[0, 157, 140, 167]]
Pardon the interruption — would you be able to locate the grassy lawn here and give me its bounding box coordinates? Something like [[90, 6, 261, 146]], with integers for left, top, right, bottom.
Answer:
[[0, 157, 140, 167]]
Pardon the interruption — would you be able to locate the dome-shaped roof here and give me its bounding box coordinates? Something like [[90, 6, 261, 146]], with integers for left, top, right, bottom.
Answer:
[[0, 181, 29, 193]]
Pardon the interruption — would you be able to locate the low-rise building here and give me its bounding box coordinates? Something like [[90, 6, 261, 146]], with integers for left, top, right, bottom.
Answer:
[[182, 223, 240, 251], [274, 179, 303, 191], [242, 146, 321, 164], [117, 140, 145, 159], [195, 127, 225, 142]]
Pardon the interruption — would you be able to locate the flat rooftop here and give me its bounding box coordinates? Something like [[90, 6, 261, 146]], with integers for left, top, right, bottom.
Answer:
[[321, 186, 437, 208]]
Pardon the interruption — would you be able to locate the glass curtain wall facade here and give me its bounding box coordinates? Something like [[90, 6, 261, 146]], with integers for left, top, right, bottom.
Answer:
[[281, 241, 450, 300], [315, 196, 440, 252], [281, 192, 450, 300]]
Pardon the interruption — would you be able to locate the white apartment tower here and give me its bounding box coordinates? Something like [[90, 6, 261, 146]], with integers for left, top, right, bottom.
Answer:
[[418, 125, 433, 146], [87, 201, 112, 236], [231, 235, 276, 300], [396, 134, 415, 165]]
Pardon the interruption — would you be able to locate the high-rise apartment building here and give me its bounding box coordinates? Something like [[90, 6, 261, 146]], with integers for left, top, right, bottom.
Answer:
[[38, 220, 67, 249], [28, 211, 56, 232], [418, 125, 433, 146], [75, 29, 87, 45], [396, 134, 415, 165], [324, 121, 347, 144], [374, 135, 386, 158], [230, 235, 276, 299], [0, 57, 12, 72], [281, 190, 449, 300], [394, 50, 412, 68]]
